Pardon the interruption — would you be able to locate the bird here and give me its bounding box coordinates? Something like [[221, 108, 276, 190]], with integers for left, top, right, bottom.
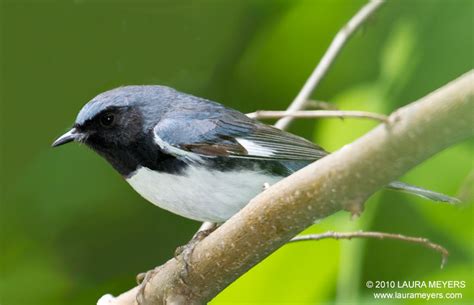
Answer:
[[52, 85, 458, 223]]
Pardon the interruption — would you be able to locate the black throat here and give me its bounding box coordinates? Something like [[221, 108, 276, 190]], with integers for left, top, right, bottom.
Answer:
[[87, 131, 189, 178]]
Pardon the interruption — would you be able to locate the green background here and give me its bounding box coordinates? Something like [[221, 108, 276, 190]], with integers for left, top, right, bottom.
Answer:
[[1, 0, 473, 304]]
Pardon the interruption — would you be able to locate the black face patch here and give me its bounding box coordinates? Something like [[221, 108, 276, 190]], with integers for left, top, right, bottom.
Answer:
[[77, 106, 142, 146], [84, 126, 189, 177]]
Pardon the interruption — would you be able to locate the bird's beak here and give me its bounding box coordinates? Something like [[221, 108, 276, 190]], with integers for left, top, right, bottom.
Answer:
[[52, 128, 81, 147]]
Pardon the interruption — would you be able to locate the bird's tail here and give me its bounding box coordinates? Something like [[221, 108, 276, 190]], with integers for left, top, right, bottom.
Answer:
[[387, 181, 460, 204]]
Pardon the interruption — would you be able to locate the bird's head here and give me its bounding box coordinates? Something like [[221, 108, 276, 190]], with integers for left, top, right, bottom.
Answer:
[[52, 86, 174, 151]]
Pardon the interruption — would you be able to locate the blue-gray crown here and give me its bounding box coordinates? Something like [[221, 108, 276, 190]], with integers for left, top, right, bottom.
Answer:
[[75, 85, 177, 125]]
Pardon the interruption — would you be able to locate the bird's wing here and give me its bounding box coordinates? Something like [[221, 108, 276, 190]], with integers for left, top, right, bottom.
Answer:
[[153, 112, 327, 161]]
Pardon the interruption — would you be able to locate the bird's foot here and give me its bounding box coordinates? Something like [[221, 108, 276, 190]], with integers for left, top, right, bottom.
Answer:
[[136, 266, 161, 304], [174, 224, 219, 285]]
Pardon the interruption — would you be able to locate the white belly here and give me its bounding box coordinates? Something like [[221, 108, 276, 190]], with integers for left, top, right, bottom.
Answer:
[[126, 166, 282, 222]]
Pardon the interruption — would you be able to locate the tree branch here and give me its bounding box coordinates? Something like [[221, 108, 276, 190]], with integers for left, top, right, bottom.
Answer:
[[100, 71, 474, 305], [275, 0, 385, 130], [248, 110, 388, 122], [290, 231, 449, 268]]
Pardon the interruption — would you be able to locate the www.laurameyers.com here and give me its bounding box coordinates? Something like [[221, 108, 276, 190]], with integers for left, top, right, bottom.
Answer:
[[365, 280, 466, 301]]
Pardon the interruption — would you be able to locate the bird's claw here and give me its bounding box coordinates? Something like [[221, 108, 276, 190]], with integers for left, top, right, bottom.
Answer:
[[136, 266, 161, 304], [175, 227, 217, 285], [136, 224, 218, 303]]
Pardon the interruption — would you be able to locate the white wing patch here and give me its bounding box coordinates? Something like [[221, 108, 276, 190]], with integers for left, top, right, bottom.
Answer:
[[154, 134, 203, 162], [236, 138, 275, 157]]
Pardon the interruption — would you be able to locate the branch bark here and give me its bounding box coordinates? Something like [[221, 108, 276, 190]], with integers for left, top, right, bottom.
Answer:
[[100, 71, 474, 305]]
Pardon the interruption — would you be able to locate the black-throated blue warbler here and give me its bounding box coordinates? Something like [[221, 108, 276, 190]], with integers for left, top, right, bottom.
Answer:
[[52, 86, 458, 222]]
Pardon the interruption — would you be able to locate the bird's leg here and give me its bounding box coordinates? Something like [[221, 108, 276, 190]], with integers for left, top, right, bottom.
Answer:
[[174, 221, 220, 284]]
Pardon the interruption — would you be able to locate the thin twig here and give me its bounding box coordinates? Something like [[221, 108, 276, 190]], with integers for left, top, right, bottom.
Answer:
[[247, 110, 387, 122], [275, 0, 385, 130], [290, 231, 449, 268]]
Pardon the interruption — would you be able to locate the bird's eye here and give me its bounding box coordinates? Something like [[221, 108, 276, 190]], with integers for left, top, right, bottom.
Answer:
[[100, 112, 115, 127]]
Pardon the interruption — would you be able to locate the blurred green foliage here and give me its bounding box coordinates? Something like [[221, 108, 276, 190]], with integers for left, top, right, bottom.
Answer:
[[0, 0, 472, 304]]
